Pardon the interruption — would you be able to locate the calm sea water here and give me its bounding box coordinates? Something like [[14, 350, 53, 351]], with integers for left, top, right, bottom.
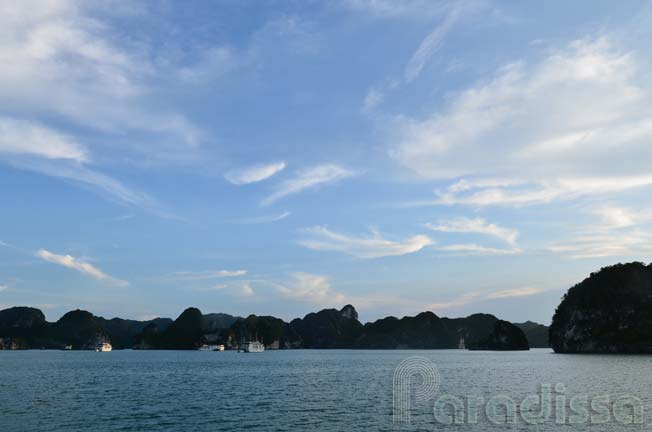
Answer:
[[1, 349, 650, 431]]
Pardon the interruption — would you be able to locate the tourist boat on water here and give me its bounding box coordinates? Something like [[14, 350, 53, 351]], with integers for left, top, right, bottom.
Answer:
[[95, 342, 112, 352], [241, 340, 265, 353], [198, 344, 226, 351]]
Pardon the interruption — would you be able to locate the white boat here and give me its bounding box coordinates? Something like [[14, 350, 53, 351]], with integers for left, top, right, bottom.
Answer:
[[199, 344, 226, 351], [242, 340, 264, 353], [95, 342, 112, 352]]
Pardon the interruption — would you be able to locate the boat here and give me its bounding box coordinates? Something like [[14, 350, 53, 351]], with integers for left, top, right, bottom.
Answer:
[[63, 345, 73, 351], [241, 340, 265, 353], [199, 344, 226, 351], [94, 342, 112, 352], [458, 338, 466, 349]]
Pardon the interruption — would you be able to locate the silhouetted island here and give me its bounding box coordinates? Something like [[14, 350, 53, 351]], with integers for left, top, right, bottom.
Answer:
[[0, 304, 535, 351], [550, 262, 652, 353]]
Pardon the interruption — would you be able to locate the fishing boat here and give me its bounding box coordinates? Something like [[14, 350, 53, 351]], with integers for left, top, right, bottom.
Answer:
[[94, 342, 112, 352], [241, 340, 264, 353]]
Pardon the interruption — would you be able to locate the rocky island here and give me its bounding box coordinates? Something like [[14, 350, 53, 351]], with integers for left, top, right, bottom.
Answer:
[[0, 304, 535, 351], [550, 262, 652, 353]]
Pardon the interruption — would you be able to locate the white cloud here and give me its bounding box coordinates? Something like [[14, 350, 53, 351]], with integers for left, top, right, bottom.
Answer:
[[298, 226, 433, 258], [0, 117, 87, 161], [425, 286, 546, 311], [548, 205, 652, 258], [36, 249, 128, 287], [0, 2, 208, 215], [197, 281, 255, 298], [230, 211, 291, 225], [549, 231, 652, 259], [425, 217, 518, 245], [363, 88, 384, 111], [262, 164, 358, 205], [406, 175, 652, 207], [592, 206, 652, 230], [165, 269, 248, 281], [0, 284, 7, 292], [276, 272, 345, 305], [9, 158, 166, 215], [0, 2, 200, 150], [404, 12, 458, 82], [225, 162, 286, 185], [486, 286, 542, 299], [393, 37, 652, 204], [437, 243, 520, 256]]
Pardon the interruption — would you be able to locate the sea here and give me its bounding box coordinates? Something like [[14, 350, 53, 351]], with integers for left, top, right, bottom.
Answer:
[[1, 349, 650, 431]]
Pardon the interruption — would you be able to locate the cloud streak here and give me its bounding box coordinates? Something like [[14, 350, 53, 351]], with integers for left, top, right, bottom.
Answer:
[[225, 161, 286, 185], [165, 269, 248, 281], [275, 272, 346, 305], [426, 217, 519, 245], [0, 117, 87, 162], [262, 164, 358, 205], [36, 249, 128, 287], [229, 212, 291, 225], [298, 226, 432, 258]]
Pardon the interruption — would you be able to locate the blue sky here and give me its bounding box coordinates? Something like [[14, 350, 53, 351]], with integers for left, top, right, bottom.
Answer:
[[2, 0, 652, 324]]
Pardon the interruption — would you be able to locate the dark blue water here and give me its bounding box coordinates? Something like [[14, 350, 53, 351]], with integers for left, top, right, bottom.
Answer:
[[1, 349, 650, 431]]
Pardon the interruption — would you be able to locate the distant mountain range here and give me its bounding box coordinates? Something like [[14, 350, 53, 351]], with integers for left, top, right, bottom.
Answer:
[[12, 261, 652, 354], [0, 304, 545, 351]]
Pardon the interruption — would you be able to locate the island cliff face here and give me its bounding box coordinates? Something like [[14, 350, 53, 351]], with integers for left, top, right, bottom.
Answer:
[[550, 262, 652, 353], [0, 304, 533, 350], [467, 320, 529, 351]]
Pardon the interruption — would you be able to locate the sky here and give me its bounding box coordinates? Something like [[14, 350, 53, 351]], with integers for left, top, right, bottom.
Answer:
[[2, 0, 652, 325]]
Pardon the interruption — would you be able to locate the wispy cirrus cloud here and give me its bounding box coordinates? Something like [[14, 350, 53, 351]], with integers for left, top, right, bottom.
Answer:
[[164, 269, 248, 281], [437, 243, 520, 256], [298, 226, 432, 259], [393, 37, 649, 179], [225, 161, 286, 185], [0, 1, 201, 151], [195, 281, 255, 298], [400, 175, 652, 208], [0, 1, 201, 215], [425, 217, 519, 245], [548, 205, 652, 259], [275, 272, 346, 305], [486, 286, 542, 299], [426, 286, 546, 311], [229, 211, 291, 225], [262, 164, 359, 205], [404, 9, 458, 82], [0, 117, 87, 162], [36, 249, 128, 287], [393, 37, 652, 210]]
